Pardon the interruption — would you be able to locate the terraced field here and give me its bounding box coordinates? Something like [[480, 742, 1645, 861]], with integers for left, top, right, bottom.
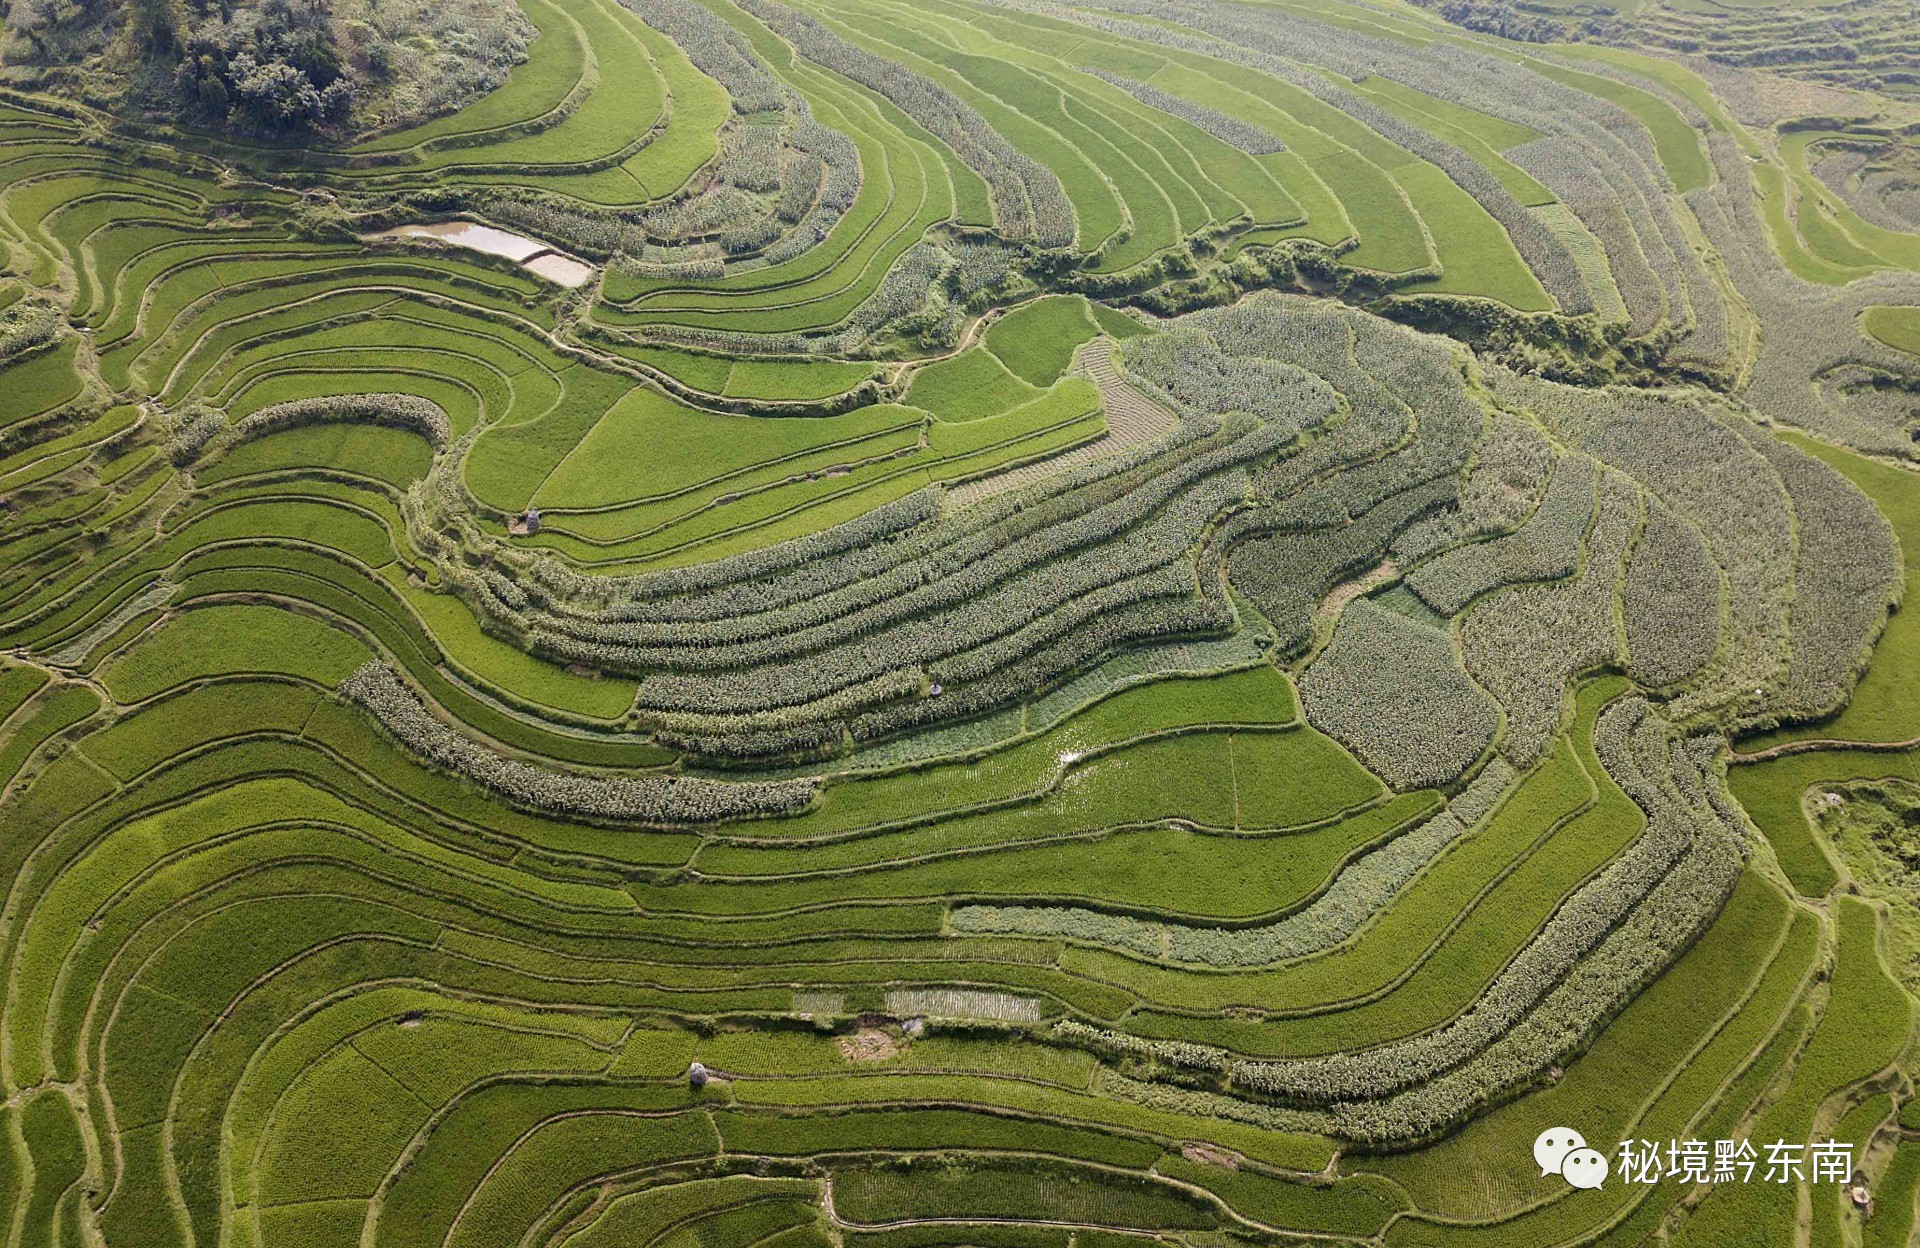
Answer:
[[5, 0, 1920, 1243]]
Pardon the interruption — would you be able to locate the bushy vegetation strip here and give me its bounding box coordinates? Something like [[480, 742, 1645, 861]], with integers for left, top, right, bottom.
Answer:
[[1083, 71, 1284, 156], [1620, 495, 1721, 689], [1459, 469, 1638, 765], [186, 393, 453, 468], [1406, 452, 1599, 617], [1299, 599, 1498, 790], [339, 660, 816, 822]]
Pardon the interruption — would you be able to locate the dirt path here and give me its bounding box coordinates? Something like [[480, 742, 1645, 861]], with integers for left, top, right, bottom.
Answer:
[[1731, 733, 1920, 763]]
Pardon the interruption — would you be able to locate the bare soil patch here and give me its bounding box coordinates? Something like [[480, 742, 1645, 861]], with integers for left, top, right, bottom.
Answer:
[[837, 1029, 899, 1062]]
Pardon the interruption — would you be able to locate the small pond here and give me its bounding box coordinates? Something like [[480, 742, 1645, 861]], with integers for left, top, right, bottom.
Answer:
[[366, 220, 596, 288]]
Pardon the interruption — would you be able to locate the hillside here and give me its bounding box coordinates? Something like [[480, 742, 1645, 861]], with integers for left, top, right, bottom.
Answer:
[[2, 0, 1920, 1244]]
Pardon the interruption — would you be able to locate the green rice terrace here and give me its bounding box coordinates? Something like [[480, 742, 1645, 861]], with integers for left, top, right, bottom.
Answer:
[[6, 0, 1920, 1242]]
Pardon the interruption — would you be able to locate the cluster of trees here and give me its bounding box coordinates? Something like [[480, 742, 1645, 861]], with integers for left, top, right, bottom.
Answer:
[[168, 0, 356, 133], [1416, 0, 1619, 44], [2, 0, 355, 131], [4, 0, 529, 135]]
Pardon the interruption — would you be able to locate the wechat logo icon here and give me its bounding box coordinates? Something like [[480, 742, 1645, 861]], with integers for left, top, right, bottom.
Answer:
[[1536, 1128, 1609, 1190]]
